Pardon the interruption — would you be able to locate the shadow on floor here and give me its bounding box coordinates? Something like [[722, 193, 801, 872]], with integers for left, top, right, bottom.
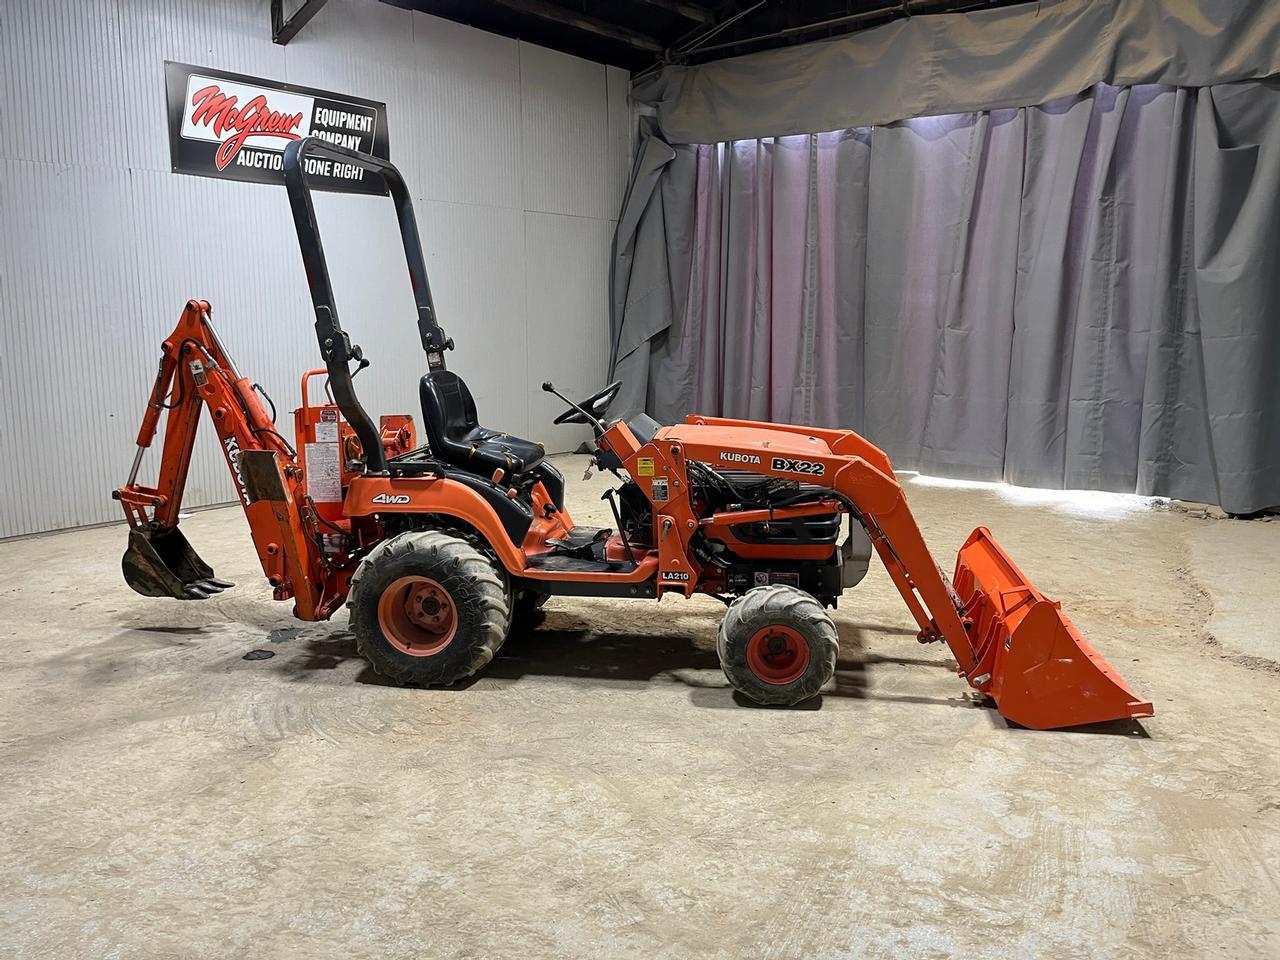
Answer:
[[990, 713, 1152, 738], [272, 613, 987, 717], [131, 625, 211, 636], [263, 621, 1148, 735]]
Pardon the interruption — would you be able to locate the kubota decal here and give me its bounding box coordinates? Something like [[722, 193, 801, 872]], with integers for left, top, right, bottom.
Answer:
[[720, 452, 762, 465], [771, 456, 825, 477], [223, 437, 249, 505]]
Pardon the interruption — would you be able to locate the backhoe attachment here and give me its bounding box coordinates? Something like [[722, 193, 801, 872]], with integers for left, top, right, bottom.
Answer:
[[115, 300, 308, 606]]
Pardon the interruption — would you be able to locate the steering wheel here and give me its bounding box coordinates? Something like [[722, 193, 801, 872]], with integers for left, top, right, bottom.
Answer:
[[552, 380, 622, 425]]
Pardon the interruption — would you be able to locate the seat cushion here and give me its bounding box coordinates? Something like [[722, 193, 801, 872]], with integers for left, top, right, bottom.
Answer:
[[466, 428, 545, 474], [420, 371, 544, 476]]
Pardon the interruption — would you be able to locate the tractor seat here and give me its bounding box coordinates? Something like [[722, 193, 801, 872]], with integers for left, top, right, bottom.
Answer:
[[419, 370, 545, 477]]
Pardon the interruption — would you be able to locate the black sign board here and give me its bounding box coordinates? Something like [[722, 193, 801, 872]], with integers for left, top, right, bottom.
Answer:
[[164, 61, 389, 194]]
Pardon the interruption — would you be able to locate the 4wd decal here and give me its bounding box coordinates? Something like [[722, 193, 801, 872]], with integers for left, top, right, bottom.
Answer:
[[660, 571, 691, 582], [165, 62, 389, 194], [719, 452, 761, 465], [371, 493, 411, 505], [771, 456, 825, 477]]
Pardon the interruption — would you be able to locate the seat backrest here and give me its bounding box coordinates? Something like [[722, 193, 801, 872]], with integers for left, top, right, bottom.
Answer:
[[419, 371, 479, 457]]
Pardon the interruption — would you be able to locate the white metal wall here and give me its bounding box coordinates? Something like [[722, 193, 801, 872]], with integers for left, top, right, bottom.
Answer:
[[0, 0, 630, 538]]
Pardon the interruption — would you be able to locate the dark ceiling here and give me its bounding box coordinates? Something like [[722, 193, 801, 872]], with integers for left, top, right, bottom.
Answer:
[[380, 0, 1037, 74]]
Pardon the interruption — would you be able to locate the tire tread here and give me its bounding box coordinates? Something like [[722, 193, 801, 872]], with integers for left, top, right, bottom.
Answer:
[[718, 585, 838, 705], [348, 529, 511, 686]]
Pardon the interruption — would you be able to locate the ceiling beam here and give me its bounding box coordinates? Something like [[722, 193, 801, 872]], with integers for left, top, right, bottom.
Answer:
[[632, 0, 715, 25], [683, 0, 1036, 59], [485, 0, 665, 52], [271, 0, 330, 45]]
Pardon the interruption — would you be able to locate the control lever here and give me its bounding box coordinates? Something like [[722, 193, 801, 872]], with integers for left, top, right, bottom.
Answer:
[[601, 489, 637, 567], [350, 344, 370, 377]]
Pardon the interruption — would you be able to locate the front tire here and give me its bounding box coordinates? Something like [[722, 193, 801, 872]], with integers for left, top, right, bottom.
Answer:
[[348, 530, 511, 686], [717, 585, 838, 706]]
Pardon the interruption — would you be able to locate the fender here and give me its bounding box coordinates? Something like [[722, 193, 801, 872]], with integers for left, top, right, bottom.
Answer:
[[345, 474, 532, 572]]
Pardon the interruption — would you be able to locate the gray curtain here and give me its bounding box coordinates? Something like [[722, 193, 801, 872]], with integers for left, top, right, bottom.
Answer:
[[637, 0, 1280, 145], [611, 80, 1280, 514]]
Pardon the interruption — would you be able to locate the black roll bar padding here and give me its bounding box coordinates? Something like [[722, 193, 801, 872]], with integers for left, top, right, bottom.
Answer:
[[282, 136, 453, 474]]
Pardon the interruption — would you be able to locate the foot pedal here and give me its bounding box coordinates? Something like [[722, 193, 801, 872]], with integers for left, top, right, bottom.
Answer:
[[546, 526, 611, 560]]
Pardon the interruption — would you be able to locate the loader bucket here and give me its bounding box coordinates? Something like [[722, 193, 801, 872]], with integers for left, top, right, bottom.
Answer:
[[122, 526, 233, 600], [953, 527, 1153, 730]]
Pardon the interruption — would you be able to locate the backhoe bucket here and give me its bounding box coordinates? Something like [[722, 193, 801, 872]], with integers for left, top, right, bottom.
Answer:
[[953, 527, 1153, 730], [122, 526, 233, 600]]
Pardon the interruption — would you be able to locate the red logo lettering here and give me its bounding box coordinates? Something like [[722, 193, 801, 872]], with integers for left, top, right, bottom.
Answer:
[[189, 84, 305, 170]]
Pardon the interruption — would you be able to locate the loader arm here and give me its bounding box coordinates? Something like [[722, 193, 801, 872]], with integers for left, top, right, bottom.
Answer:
[[114, 300, 325, 617]]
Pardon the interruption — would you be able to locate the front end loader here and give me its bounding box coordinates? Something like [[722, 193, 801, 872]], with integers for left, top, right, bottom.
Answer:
[[114, 138, 1152, 730]]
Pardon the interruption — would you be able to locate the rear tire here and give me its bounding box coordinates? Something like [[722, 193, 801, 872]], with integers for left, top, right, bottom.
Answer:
[[718, 585, 838, 706], [348, 530, 511, 686]]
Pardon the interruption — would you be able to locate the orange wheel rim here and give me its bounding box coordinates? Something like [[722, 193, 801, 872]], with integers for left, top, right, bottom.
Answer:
[[377, 576, 458, 657], [745, 625, 810, 685]]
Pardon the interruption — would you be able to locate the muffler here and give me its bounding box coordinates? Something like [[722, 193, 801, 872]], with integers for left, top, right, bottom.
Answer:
[[122, 525, 234, 600], [953, 527, 1153, 730]]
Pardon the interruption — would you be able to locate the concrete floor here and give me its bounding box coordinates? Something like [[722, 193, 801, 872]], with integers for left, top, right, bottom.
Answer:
[[1, 453, 1278, 959]]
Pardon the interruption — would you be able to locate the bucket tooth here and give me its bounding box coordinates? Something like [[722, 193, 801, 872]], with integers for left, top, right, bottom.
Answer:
[[954, 527, 1153, 730]]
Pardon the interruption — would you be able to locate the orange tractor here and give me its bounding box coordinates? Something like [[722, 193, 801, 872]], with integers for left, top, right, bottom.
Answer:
[[115, 138, 1152, 730]]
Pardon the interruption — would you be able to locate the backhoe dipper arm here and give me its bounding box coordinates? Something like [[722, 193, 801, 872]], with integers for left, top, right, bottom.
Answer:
[[282, 137, 452, 474]]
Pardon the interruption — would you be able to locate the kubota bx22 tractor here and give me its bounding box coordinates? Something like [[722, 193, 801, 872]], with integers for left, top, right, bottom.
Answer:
[[115, 139, 1152, 730]]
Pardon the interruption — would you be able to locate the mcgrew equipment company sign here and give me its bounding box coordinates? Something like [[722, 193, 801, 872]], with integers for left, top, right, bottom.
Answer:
[[164, 62, 390, 194]]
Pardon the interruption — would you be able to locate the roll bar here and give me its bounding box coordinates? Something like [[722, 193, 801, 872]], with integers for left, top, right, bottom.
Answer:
[[281, 137, 453, 473]]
